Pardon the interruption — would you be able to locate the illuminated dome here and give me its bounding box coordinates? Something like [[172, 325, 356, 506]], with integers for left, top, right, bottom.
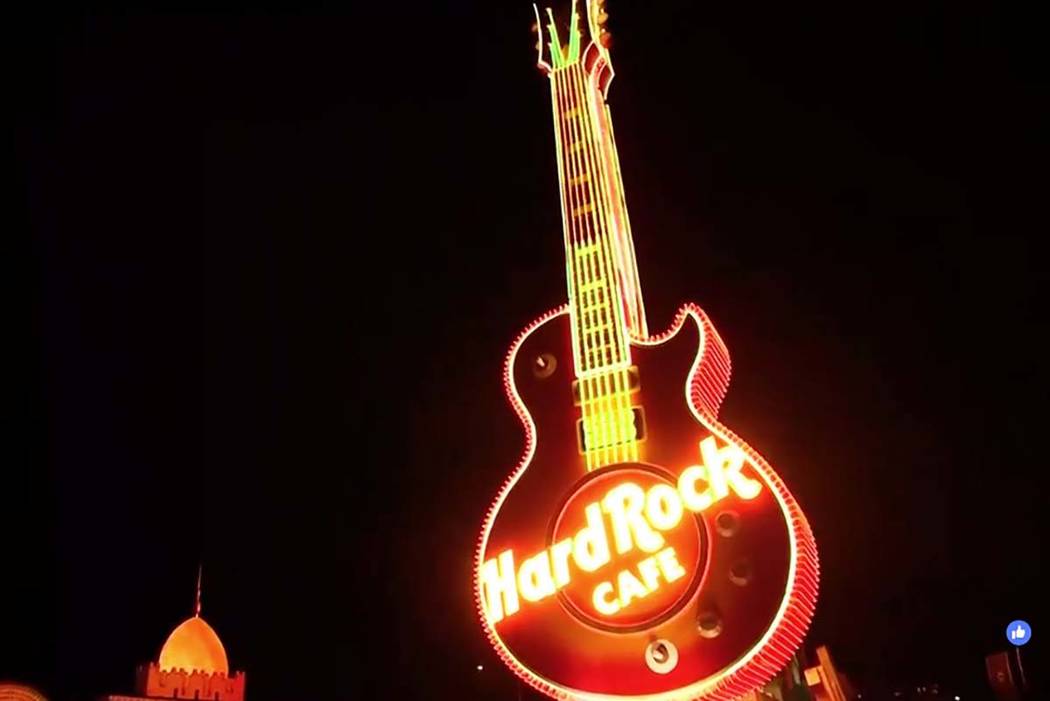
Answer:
[[158, 615, 229, 675]]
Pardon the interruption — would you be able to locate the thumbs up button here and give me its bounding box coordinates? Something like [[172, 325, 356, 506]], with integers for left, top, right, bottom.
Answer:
[[1006, 619, 1031, 646]]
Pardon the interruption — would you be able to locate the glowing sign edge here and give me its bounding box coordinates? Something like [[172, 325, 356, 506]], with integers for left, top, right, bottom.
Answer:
[[474, 303, 820, 701]]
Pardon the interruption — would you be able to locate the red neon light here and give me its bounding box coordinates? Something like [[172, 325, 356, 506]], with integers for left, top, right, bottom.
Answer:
[[474, 305, 820, 700]]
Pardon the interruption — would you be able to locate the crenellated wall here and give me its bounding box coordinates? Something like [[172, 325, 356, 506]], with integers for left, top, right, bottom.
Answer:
[[136, 664, 245, 701]]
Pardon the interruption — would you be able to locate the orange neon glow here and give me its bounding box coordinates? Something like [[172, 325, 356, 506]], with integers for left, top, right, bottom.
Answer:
[[0, 684, 48, 701], [476, 305, 820, 700], [157, 615, 229, 675], [480, 438, 760, 624]]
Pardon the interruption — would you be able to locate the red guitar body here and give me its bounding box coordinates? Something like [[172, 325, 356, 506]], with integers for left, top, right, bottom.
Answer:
[[475, 304, 819, 700]]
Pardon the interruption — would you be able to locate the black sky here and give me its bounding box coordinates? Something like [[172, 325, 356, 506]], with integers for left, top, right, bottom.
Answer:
[[12, 2, 1045, 700]]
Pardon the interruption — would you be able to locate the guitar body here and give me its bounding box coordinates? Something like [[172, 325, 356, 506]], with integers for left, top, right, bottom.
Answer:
[[475, 304, 818, 700]]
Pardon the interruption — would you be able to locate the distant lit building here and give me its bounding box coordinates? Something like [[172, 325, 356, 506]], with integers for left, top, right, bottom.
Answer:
[[734, 648, 831, 701], [731, 644, 861, 701], [802, 646, 858, 701], [102, 574, 245, 701], [986, 649, 1031, 701]]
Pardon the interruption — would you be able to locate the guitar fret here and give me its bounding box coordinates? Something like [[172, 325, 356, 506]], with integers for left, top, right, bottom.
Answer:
[[580, 305, 602, 320], [578, 280, 604, 295], [572, 203, 594, 217], [573, 368, 640, 406], [569, 173, 590, 185], [585, 347, 616, 361], [583, 288, 606, 301]]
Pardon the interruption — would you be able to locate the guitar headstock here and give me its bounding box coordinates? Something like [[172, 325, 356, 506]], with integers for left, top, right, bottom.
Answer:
[[533, 0, 612, 80]]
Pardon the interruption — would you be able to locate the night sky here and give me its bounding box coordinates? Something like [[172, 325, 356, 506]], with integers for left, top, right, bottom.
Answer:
[[13, 2, 1044, 700]]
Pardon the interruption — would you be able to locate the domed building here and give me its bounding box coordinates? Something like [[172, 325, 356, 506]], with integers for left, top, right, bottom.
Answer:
[[103, 572, 245, 701], [157, 615, 229, 675]]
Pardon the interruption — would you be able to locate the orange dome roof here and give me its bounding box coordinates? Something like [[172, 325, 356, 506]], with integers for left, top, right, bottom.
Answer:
[[158, 615, 229, 675]]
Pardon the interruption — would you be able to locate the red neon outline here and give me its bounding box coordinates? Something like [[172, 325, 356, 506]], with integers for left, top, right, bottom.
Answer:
[[475, 303, 819, 701]]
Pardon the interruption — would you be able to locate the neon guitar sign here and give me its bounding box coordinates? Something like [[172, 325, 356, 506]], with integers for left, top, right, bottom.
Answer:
[[474, 2, 819, 699], [483, 437, 760, 624]]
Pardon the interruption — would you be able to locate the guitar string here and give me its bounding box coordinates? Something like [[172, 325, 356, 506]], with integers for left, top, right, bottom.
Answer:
[[597, 89, 638, 462], [568, 62, 618, 465], [602, 102, 648, 339], [554, 67, 599, 468], [578, 62, 634, 463], [569, 62, 620, 465], [550, 67, 589, 459], [592, 73, 641, 462], [579, 60, 625, 465], [572, 60, 635, 464], [550, 65, 581, 384], [592, 99, 632, 338], [562, 65, 609, 466]]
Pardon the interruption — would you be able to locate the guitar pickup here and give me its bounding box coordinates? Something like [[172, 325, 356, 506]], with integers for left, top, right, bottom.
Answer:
[[576, 406, 647, 454], [572, 366, 641, 406]]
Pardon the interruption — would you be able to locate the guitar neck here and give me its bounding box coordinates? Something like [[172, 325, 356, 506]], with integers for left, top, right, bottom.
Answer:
[[550, 59, 644, 469], [551, 61, 639, 378]]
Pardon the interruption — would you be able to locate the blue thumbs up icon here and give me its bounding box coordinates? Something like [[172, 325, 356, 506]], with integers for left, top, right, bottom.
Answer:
[[1006, 620, 1031, 646]]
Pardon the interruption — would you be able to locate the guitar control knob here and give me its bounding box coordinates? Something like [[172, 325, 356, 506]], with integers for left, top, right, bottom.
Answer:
[[729, 558, 753, 587], [644, 639, 678, 674], [697, 609, 723, 638], [533, 353, 557, 379], [715, 510, 740, 537]]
